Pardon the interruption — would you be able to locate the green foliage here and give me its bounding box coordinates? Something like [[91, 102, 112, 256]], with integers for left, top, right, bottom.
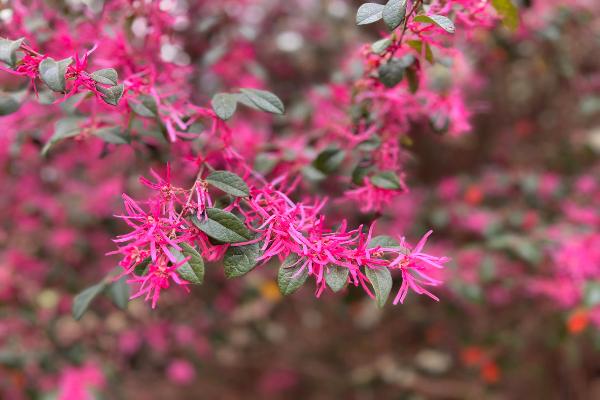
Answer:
[[365, 267, 393, 307], [206, 171, 250, 197]]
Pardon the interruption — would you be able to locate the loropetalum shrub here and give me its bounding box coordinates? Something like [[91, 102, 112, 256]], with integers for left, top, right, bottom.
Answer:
[[3, 0, 519, 312], [4, 0, 600, 397]]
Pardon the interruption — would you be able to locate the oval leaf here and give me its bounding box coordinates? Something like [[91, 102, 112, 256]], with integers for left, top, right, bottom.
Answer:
[[223, 243, 260, 279], [325, 265, 349, 292], [383, 0, 407, 31], [128, 95, 158, 118], [414, 14, 455, 34], [368, 235, 401, 249], [191, 208, 252, 243], [371, 170, 402, 190], [211, 93, 238, 120], [94, 126, 128, 144], [238, 88, 284, 114], [206, 170, 250, 197], [91, 68, 119, 85], [371, 38, 392, 55], [277, 255, 308, 295], [0, 37, 24, 68], [107, 276, 130, 310], [378, 58, 406, 88], [356, 3, 384, 25], [365, 267, 392, 308], [42, 117, 85, 156], [172, 243, 205, 284], [313, 148, 346, 175], [39, 57, 72, 92], [97, 84, 124, 106], [72, 281, 107, 320]]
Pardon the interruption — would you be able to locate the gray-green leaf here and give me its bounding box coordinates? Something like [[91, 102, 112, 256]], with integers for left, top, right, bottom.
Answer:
[[191, 208, 253, 243], [128, 95, 158, 117], [42, 117, 84, 156], [356, 3, 385, 25], [414, 14, 455, 34], [94, 126, 128, 144], [313, 148, 346, 174], [378, 58, 406, 88], [211, 93, 238, 120], [0, 37, 24, 68], [39, 57, 72, 92], [172, 243, 205, 284], [97, 84, 124, 106], [371, 38, 392, 55], [206, 170, 250, 197], [368, 235, 401, 249], [223, 243, 260, 279], [277, 255, 308, 295], [325, 265, 349, 292], [72, 281, 107, 320], [107, 277, 130, 310], [365, 267, 392, 308], [371, 170, 402, 190], [383, 0, 407, 31], [238, 88, 284, 114], [91, 68, 119, 85]]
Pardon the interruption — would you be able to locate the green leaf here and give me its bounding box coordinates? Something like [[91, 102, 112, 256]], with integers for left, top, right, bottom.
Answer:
[[72, 281, 107, 320], [0, 37, 24, 67], [97, 84, 124, 106], [378, 58, 408, 88], [365, 267, 392, 308], [0, 91, 26, 116], [133, 258, 151, 276], [414, 14, 455, 34], [371, 38, 392, 55], [39, 57, 72, 92], [211, 93, 238, 120], [407, 40, 434, 63], [277, 255, 309, 295], [128, 95, 158, 118], [383, 0, 407, 31], [206, 170, 250, 197], [191, 208, 252, 243], [491, 0, 519, 31], [91, 68, 118, 85], [172, 243, 205, 284], [93, 126, 128, 144], [107, 277, 129, 310], [356, 3, 385, 25], [325, 265, 349, 292], [238, 88, 284, 114], [42, 117, 85, 156], [371, 170, 402, 190], [368, 235, 401, 249], [313, 148, 346, 174], [223, 243, 260, 278]]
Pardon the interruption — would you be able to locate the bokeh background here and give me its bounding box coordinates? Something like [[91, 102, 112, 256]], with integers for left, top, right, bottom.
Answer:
[[2, 0, 600, 399]]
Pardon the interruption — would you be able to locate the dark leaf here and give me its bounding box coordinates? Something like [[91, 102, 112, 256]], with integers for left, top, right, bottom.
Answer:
[[191, 208, 252, 243], [223, 243, 260, 278], [206, 170, 250, 197], [72, 281, 107, 320], [91, 68, 119, 85], [366, 267, 392, 308], [277, 255, 309, 295], [325, 265, 349, 292]]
